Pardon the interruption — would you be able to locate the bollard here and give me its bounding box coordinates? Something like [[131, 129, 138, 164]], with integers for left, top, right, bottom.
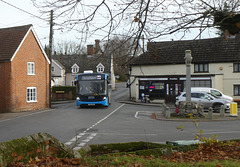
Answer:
[[162, 103, 166, 115], [208, 107, 213, 119], [230, 103, 238, 116], [165, 106, 171, 118], [198, 104, 204, 115], [220, 105, 225, 117]]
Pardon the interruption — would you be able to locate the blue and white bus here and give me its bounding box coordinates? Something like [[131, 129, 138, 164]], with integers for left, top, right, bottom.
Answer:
[[75, 72, 111, 107]]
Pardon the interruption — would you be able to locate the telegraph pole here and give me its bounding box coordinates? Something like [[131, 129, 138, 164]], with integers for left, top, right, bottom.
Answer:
[[49, 10, 53, 108], [141, 35, 144, 52], [110, 54, 116, 90]]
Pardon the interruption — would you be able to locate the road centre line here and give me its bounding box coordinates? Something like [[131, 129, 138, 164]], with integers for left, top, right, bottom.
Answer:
[[65, 104, 125, 148], [83, 103, 125, 133]]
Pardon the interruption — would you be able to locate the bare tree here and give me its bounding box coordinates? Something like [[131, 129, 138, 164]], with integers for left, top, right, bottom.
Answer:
[[32, 0, 240, 50], [103, 36, 141, 80], [54, 40, 86, 55]]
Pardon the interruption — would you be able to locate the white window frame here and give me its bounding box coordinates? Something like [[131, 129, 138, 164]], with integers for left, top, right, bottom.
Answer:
[[71, 63, 79, 74], [27, 62, 35, 75], [96, 63, 105, 73], [194, 63, 209, 73], [97, 67, 104, 73], [27, 87, 37, 102], [72, 67, 79, 73]]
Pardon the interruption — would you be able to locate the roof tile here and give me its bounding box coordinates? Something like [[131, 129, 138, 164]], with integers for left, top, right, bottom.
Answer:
[[130, 36, 240, 65], [0, 24, 32, 61]]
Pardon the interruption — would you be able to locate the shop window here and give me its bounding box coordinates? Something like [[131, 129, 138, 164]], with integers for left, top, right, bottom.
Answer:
[[184, 80, 211, 88], [139, 80, 165, 99]]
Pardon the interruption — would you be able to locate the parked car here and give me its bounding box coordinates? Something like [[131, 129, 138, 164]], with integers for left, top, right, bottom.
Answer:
[[183, 87, 233, 101], [175, 91, 233, 111]]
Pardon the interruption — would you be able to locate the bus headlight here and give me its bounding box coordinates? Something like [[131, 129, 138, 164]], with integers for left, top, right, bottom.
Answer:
[[103, 97, 107, 100], [77, 97, 80, 100]]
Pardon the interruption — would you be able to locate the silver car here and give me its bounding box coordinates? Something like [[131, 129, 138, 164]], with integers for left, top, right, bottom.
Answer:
[[175, 91, 233, 111]]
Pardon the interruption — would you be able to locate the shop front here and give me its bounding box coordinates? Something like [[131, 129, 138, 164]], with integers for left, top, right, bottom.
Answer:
[[138, 76, 211, 103]]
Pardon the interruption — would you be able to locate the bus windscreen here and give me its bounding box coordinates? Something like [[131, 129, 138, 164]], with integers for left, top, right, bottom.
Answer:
[[78, 80, 106, 96]]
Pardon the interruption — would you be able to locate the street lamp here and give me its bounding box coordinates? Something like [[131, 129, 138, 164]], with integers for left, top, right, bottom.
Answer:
[[185, 50, 192, 103]]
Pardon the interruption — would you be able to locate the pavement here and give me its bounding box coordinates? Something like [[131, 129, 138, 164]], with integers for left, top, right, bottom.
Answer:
[[0, 101, 74, 122]]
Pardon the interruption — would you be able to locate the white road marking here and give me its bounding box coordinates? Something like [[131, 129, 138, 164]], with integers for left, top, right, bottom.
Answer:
[[135, 111, 154, 120], [65, 133, 97, 147], [65, 104, 125, 149]]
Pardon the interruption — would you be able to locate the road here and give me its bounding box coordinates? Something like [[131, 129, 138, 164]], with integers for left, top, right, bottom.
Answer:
[[1, 82, 240, 150]]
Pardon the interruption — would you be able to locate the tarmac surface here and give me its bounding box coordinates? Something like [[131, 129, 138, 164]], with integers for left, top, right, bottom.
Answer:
[[0, 100, 239, 122]]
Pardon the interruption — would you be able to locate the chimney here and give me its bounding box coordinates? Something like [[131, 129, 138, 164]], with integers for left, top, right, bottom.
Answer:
[[87, 44, 94, 55], [95, 39, 100, 52]]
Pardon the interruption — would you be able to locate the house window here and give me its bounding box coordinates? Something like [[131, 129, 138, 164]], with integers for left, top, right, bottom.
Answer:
[[72, 67, 79, 73], [194, 63, 209, 73], [71, 63, 79, 73], [98, 67, 104, 73], [27, 62, 35, 75], [234, 85, 240, 96], [52, 66, 55, 72], [233, 63, 240, 72], [27, 87, 37, 102], [96, 63, 105, 73]]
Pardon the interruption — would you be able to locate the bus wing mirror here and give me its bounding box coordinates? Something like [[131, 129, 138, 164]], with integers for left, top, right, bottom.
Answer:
[[74, 81, 77, 86]]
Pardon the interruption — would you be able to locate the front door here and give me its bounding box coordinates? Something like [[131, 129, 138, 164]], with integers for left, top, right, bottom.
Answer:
[[165, 82, 183, 103]]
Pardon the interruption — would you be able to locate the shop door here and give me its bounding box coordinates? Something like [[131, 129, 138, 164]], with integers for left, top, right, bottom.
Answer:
[[165, 82, 183, 103]]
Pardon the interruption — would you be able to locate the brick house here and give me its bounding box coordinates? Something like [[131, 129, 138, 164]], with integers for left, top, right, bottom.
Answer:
[[128, 36, 240, 103], [0, 24, 50, 112]]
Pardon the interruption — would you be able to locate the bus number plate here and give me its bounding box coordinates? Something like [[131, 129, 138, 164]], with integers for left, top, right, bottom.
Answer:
[[88, 104, 95, 106]]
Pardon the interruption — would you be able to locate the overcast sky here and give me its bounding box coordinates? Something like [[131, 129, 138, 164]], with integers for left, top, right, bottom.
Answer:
[[0, 0, 102, 47], [0, 0, 218, 50], [1, 0, 51, 46]]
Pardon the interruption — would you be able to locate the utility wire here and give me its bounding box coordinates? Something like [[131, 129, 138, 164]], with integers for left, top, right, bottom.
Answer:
[[0, 0, 48, 22]]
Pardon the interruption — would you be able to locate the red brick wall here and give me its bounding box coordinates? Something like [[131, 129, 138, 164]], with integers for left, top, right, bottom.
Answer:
[[0, 62, 11, 112], [8, 31, 50, 112]]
